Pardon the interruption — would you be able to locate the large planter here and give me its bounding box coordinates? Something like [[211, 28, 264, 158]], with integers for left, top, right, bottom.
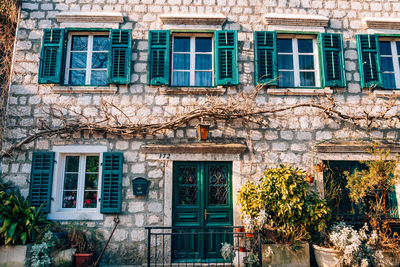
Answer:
[[262, 243, 310, 267], [0, 245, 29, 267], [313, 244, 342, 267], [373, 250, 400, 267]]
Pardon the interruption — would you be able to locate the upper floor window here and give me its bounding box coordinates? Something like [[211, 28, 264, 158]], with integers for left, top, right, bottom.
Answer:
[[147, 30, 238, 87], [171, 34, 214, 87], [38, 28, 132, 86], [357, 34, 400, 90], [65, 32, 109, 86], [254, 31, 346, 88], [277, 36, 320, 87], [379, 40, 400, 89]]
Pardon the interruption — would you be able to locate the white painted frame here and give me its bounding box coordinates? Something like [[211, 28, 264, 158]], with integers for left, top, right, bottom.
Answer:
[[64, 31, 109, 86], [379, 39, 400, 89], [48, 145, 107, 221], [171, 33, 214, 87], [277, 36, 320, 88]]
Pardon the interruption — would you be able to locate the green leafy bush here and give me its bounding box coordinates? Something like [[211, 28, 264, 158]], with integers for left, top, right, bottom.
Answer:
[[237, 164, 330, 244], [0, 179, 50, 245]]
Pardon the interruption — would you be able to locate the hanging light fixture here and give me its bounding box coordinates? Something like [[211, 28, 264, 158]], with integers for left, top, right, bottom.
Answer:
[[196, 118, 210, 141]]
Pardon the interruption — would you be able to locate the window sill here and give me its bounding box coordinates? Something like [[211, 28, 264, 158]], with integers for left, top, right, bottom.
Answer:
[[266, 88, 333, 96], [47, 211, 104, 221], [52, 85, 118, 93], [159, 86, 227, 95], [373, 89, 400, 98]]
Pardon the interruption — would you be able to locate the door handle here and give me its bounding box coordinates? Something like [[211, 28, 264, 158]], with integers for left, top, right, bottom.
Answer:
[[204, 209, 208, 221]]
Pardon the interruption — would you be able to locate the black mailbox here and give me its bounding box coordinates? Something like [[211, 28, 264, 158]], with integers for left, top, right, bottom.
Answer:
[[132, 177, 150, 196]]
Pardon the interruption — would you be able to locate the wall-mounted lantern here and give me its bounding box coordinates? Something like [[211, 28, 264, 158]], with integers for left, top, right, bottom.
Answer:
[[196, 121, 210, 141], [305, 174, 314, 184], [132, 177, 150, 196]]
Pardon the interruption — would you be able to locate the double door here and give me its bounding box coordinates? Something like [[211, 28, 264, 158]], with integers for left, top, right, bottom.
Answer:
[[172, 161, 233, 260]]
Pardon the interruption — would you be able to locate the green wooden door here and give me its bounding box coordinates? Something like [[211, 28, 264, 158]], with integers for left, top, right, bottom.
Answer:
[[172, 161, 233, 261]]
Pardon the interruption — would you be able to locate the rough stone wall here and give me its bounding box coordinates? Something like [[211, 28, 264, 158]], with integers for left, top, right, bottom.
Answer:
[[2, 0, 400, 265]]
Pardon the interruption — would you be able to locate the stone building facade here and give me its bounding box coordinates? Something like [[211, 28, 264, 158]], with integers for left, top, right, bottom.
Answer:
[[2, 0, 400, 265]]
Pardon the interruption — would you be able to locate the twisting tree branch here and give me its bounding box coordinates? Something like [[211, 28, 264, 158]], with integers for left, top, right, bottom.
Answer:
[[1, 86, 400, 158]]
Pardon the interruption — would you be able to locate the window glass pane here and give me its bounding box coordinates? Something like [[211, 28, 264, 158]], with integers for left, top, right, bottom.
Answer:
[[65, 156, 80, 172], [300, 72, 316, 86], [195, 54, 212, 70], [85, 174, 98, 190], [93, 36, 109, 51], [71, 36, 88, 51], [277, 39, 292, 53], [298, 39, 313, 53], [173, 37, 190, 52], [379, 41, 392, 55], [91, 70, 107, 85], [92, 52, 108, 69], [195, 72, 213, 86], [278, 55, 293, 70], [397, 42, 400, 55], [83, 191, 97, 208], [86, 156, 99, 172], [172, 71, 190, 86], [173, 54, 190, 70], [299, 55, 314, 70], [69, 70, 86, 85], [195, 37, 212, 52], [278, 71, 294, 87], [64, 173, 78, 190], [383, 73, 396, 89], [381, 57, 394, 72], [70, 52, 87, 69], [63, 191, 77, 208]]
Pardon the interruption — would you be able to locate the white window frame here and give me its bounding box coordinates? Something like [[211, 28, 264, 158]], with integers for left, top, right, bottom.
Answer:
[[64, 31, 109, 86], [48, 145, 107, 221], [277, 35, 320, 88], [171, 33, 214, 87], [379, 38, 400, 89]]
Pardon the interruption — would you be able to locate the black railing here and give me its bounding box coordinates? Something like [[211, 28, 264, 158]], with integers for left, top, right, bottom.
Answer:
[[145, 226, 262, 266]]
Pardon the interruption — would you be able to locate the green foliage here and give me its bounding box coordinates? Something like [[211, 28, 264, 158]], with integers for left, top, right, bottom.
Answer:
[[237, 164, 330, 244], [345, 146, 399, 219], [0, 179, 50, 245], [30, 231, 55, 267]]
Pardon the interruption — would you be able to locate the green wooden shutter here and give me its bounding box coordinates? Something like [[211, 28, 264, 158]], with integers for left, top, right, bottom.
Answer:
[[38, 29, 65, 84], [389, 185, 398, 218], [320, 33, 346, 88], [29, 152, 55, 213], [215, 30, 238, 86], [100, 152, 123, 214], [108, 29, 132, 84], [254, 31, 277, 86], [147, 30, 170, 85], [356, 34, 382, 89]]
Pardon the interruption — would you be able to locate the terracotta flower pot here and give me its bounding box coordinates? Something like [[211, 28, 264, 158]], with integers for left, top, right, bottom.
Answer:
[[75, 253, 93, 267], [234, 227, 244, 233], [313, 244, 342, 267], [239, 247, 248, 252]]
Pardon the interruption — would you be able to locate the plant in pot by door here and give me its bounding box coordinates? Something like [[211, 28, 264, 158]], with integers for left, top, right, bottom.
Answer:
[[237, 164, 330, 267]]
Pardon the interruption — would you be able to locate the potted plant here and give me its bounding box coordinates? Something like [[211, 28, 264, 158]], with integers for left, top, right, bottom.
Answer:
[[67, 224, 103, 267], [237, 164, 330, 267], [0, 179, 50, 267], [314, 145, 400, 267]]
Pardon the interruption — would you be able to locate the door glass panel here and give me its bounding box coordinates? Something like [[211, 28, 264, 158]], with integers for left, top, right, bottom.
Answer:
[[177, 166, 197, 205], [208, 165, 228, 205]]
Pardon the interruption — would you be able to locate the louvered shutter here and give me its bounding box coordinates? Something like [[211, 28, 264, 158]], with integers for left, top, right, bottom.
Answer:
[[100, 152, 123, 214], [29, 152, 55, 213], [108, 29, 132, 84], [389, 185, 399, 218], [38, 29, 65, 84], [356, 34, 382, 89], [320, 33, 346, 88], [147, 30, 170, 85], [254, 31, 277, 86], [215, 30, 238, 85]]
